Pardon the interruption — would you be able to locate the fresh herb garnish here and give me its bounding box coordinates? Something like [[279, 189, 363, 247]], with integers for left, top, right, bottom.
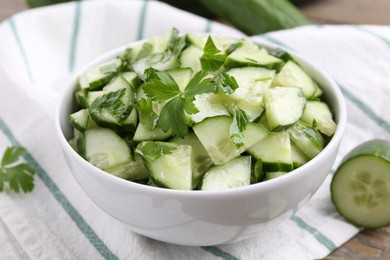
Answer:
[[143, 69, 215, 137], [91, 88, 130, 120], [200, 36, 227, 72], [217, 73, 239, 95], [137, 98, 159, 130], [136, 141, 176, 161], [0, 146, 35, 193], [230, 106, 249, 148]]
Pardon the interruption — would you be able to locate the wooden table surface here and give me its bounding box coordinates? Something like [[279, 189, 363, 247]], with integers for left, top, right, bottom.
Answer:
[[1, 0, 390, 259]]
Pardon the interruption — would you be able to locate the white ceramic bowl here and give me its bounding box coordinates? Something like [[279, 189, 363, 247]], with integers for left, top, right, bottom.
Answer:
[[55, 36, 347, 246]]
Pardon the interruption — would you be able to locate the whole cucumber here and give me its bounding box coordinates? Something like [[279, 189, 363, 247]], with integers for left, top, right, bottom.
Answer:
[[196, 0, 310, 35]]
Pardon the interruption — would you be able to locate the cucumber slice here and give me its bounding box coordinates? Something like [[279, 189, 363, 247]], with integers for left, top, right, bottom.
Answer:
[[193, 116, 269, 165], [75, 89, 88, 108], [247, 131, 293, 172], [301, 100, 336, 136], [265, 171, 287, 180], [133, 122, 172, 142], [78, 128, 131, 171], [274, 60, 317, 99], [225, 39, 284, 70], [166, 67, 193, 91], [171, 133, 213, 188], [104, 153, 149, 181], [291, 143, 309, 169], [225, 67, 275, 121], [264, 86, 306, 131], [188, 93, 230, 124], [179, 45, 203, 73], [200, 156, 251, 190], [132, 51, 180, 80], [288, 121, 325, 159], [80, 58, 122, 91], [251, 159, 264, 184], [331, 140, 390, 228], [186, 34, 236, 52], [68, 109, 98, 132], [136, 141, 193, 190]]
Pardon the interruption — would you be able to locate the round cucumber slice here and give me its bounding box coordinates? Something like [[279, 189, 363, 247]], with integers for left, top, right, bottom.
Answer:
[[331, 139, 390, 228]]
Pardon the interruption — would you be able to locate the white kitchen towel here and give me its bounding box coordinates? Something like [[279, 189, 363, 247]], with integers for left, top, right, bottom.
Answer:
[[0, 0, 389, 259]]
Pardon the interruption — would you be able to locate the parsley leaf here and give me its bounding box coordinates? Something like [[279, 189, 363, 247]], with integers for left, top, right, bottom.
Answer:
[[158, 97, 189, 137], [143, 71, 181, 102], [217, 73, 240, 95], [200, 36, 227, 72], [141, 69, 216, 137], [91, 88, 130, 120], [0, 146, 35, 193], [136, 141, 176, 161], [137, 98, 159, 130], [230, 107, 249, 148]]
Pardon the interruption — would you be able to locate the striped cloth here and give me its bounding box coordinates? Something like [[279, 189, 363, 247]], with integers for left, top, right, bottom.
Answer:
[[0, 0, 389, 259]]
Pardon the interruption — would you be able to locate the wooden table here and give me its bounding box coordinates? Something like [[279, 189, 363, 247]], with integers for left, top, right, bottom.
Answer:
[[1, 0, 389, 259]]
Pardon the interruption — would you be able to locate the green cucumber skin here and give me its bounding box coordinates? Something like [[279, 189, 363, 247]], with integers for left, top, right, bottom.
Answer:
[[340, 139, 390, 164], [196, 0, 310, 35], [331, 139, 390, 229]]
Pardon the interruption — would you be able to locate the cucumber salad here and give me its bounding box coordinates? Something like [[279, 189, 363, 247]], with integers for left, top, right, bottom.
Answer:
[[68, 28, 337, 191]]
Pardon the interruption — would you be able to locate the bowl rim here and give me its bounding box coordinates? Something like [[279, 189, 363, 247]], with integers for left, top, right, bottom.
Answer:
[[55, 33, 347, 198]]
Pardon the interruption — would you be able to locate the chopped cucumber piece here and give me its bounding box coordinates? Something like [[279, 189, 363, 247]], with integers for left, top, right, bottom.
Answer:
[[68, 109, 98, 132], [200, 156, 251, 190], [288, 121, 325, 159], [193, 116, 268, 165], [80, 58, 122, 91], [133, 122, 172, 142], [301, 100, 336, 136], [105, 153, 149, 181], [225, 39, 284, 70], [188, 93, 230, 123], [77, 128, 131, 171], [291, 143, 309, 169], [171, 133, 213, 188], [136, 141, 193, 190], [274, 60, 317, 99], [132, 51, 180, 80], [264, 86, 306, 131], [265, 172, 287, 180], [331, 140, 390, 228], [179, 45, 203, 73], [247, 131, 293, 172], [225, 67, 275, 121]]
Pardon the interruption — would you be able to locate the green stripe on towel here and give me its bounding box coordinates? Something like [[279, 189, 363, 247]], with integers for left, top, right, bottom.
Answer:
[[338, 83, 390, 134], [8, 18, 34, 83], [290, 215, 337, 251], [353, 26, 390, 46], [202, 246, 238, 260], [0, 117, 119, 260], [137, 0, 149, 40], [69, 0, 82, 72]]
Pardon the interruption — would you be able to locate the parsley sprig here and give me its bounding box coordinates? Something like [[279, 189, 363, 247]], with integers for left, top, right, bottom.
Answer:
[[200, 36, 227, 72], [143, 69, 216, 137], [0, 146, 35, 193], [230, 106, 249, 148]]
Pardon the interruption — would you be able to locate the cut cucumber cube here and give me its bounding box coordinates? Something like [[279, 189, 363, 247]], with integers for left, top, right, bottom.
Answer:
[[274, 60, 317, 99], [251, 159, 264, 184], [265, 171, 287, 180], [291, 143, 309, 169], [288, 121, 325, 159], [68, 109, 98, 132], [200, 156, 251, 191], [136, 141, 193, 190], [77, 128, 131, 171], [80, 58, 122, 91], [133, 122, 172, 142], [331, 139, 390, 228], [75, 89, 88, 108], [104, 153, 149, 181], [121, 71, 140, 89], [301, 100, 336, 136], [87, 75, 135, 131], [167, 67, 193, 92], [186, 34, 236, 52], [264, 86, 306, 131], [132, 51, 180, 80], [171, 133, 213, 188], [188, 93, 230, 123], [179, 45, 203, 73], [225, 67, 275, 121], [193, 116, 269, 165], [247, 131, 293, 172], [225, 39, 284, 70]]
